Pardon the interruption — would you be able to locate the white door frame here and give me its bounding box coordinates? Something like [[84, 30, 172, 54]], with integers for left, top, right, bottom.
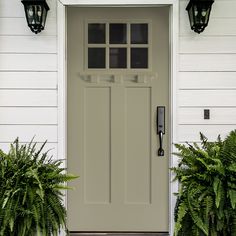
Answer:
[[57, 0, 179, 235]]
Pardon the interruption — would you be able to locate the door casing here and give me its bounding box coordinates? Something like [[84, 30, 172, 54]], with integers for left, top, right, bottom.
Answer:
[[57, 0, 179, 235]]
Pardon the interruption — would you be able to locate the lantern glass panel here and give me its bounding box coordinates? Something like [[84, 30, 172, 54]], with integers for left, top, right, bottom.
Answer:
[[41, 6, 47, 28], [26, 5, 35, 25], [35, 5, 42, 24], [188, 5, 194, 28], [205, 9, 211, 24], [194, 5, 203, 25], [202, 6, 211, 25]]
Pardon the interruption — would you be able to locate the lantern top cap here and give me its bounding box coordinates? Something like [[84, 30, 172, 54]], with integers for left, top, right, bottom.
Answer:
[[21, 0, 50, 11], [186, 0, 214, 10]]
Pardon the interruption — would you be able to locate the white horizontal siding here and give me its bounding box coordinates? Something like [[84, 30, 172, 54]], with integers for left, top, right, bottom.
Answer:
[[180, 1, 236, 19], [0, 54, 57, 71], [0, 0, 235, 156], [0, 107, 57, 124], [0, 0, 56, 18], [179, 72, 236, 89], [0, 18, 57, 36], [180, 54, 236, 72], [0, 90, 57, 107], [178, 0, 236, 143], [0, 72, 57, 89], [179, 90, 236, 107], [0, 36, 57, 53], [209, 0, 236, 18], [0, 0, 58, 156], [178, 125, 236, 142], [0, 125, 57, 142], [180, 37, 236, 54], [180, 15, 236, 36], [179, 108, 236, 125]]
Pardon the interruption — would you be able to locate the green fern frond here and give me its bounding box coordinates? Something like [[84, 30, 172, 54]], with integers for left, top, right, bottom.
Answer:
[[0, 138, 78, 236], [228, 189, 236, 209], [172, 130, 236, 236], [174, 198, 188, 236], [213, 177, 224, 208]]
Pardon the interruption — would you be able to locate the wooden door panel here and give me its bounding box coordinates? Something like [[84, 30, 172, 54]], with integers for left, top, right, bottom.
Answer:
[[125, 87, 151, 204], [67, 7, 169, 232]]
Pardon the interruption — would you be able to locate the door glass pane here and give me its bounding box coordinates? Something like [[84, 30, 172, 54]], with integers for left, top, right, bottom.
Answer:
[[88, 24, 106, 44], [131, 48, 148, 68], [109, 24, 127, 44], [131, 24, 148, 44], [109, 48, 127, 68], [88, 48, 106, 68]]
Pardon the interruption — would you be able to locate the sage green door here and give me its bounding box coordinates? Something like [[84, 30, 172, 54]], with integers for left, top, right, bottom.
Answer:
[[67, 7, 169, 232]]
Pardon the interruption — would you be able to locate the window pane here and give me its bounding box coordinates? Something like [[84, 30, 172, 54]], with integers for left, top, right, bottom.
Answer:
[[131, 24, 148, 44], [88, 24, 105, 44], [88, 48, 106, 68], [109, 24, 127, 44], [109, 48, 127, 68], [131, 48, 148, 68]]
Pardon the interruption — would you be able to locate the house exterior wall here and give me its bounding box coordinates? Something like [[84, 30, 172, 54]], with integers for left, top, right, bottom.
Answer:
[[0, 0, 235, 234], [0, 0, 236, 224], [0, 0, 58, 156], [1, 0, 235, 153], [178, 0, 236, 142]]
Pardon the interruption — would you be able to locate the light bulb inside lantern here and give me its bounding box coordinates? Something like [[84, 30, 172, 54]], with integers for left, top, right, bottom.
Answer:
[[201, 10, 207, 17], [37, 6, 42, 17], [28, 7, 33, 17]]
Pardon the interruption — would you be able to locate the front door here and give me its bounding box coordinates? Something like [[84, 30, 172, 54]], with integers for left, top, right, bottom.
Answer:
[[67, 7, 169, 232]]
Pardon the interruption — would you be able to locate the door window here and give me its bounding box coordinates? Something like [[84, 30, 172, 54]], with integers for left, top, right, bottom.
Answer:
[[109, 23, 127, 44], [88, 23, 106, 44], [131, 23, 148, 44], [86, 22, 150, 70]]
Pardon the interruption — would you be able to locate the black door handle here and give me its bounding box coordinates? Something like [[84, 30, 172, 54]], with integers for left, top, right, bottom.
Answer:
[[158, 131, 164, 156], [157, 106, 165, 156]]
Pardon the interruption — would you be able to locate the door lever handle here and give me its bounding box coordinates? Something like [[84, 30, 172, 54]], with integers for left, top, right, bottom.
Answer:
[[158, 131, 164, 156], [157, 106, 165, 157]]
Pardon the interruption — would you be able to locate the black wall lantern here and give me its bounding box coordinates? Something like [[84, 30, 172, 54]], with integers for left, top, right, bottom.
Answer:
[[186, 0, 214, 34], [21, 0, 50, 34]]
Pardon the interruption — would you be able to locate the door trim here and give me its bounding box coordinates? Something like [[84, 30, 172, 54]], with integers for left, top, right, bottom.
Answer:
[[59, 0, 177, 6], [57, 1, 179, 235]]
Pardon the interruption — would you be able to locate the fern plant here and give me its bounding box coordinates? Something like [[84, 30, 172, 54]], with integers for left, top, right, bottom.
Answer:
[[172, 130, 236, 236], [0, 138, 78, 236]]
